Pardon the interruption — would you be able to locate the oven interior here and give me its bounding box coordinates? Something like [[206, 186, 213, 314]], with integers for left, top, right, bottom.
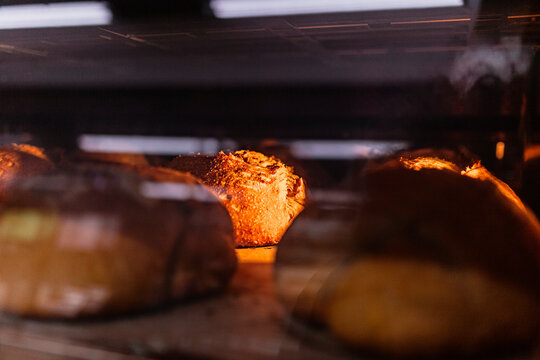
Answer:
[[0, 0, 539, 359]]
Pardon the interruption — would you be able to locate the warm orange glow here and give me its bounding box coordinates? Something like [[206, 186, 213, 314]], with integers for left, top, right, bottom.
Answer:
[[400, 156, 526, 212], [462, 163, 526, 211], [207, 151, 306, 247], [495, 142, 505, 160], [507, 14, 540, 19], [235, 246, 276, 263], [524, 145, 540, 161], [400, 157, 460, 172], [391, 18, 470, 25], [9, 144, 49, 161], [296, 23, 368, 30]]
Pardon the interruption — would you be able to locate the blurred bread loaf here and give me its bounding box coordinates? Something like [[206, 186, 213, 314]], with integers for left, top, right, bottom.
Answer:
[[0, 166, 236, 318], [276, 150, 540, 356]]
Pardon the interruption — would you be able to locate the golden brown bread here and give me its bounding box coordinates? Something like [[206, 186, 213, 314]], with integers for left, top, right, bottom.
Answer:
[[0, 166, 236, 318], [170, 150, 306, 247], [275, 150, 540, 357]]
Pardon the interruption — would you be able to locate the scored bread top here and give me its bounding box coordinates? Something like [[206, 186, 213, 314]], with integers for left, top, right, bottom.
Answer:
[[170, 150, 306, 247]]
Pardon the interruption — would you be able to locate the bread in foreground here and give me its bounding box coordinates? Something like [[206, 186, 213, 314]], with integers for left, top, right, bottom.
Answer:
[[0, 165, 236, 318], [276, 150, 540, 357], [170, 150, 306, 247]]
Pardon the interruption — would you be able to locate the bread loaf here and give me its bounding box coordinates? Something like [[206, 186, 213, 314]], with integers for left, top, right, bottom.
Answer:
[[170, 150, 306, 247], [276, 150, 540, 356], [0, 166, 236, 318]]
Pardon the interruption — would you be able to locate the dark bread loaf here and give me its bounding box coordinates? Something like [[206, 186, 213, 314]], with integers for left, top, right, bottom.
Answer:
[[275, 150, 540, 356], [126, 164, 237, 300], [0, 166, 236, 318]]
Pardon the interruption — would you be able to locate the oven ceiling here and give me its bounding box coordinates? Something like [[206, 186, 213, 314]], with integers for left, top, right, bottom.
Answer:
[[0, 5, 503, 87], [0, 2, 537, 138]]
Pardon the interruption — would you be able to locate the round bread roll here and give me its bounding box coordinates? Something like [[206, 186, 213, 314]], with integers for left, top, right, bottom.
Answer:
[[275, 150, 540, 357], [0, 144, 54, 198], [0, 165, 236, 318], [170, 150, 306, 247]]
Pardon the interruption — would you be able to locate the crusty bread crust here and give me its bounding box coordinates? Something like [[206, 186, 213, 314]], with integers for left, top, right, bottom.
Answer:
[[170, 150, 306, 247]]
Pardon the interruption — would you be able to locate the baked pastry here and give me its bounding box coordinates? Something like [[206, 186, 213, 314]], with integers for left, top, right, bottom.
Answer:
[[0, 144, 54, 197], [276, 150, 540, 357], [170, 150, 306, 247], [0, 166, 236, 318]]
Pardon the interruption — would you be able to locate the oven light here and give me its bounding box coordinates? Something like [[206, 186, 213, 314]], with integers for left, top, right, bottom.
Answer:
[[78, 134, 233, 155], [0, 1, 112, 30], [496, 141, 505, 160], [211, 0, 463, 19], [141, 182, 219, 202], [288, 140, 410, 160]]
